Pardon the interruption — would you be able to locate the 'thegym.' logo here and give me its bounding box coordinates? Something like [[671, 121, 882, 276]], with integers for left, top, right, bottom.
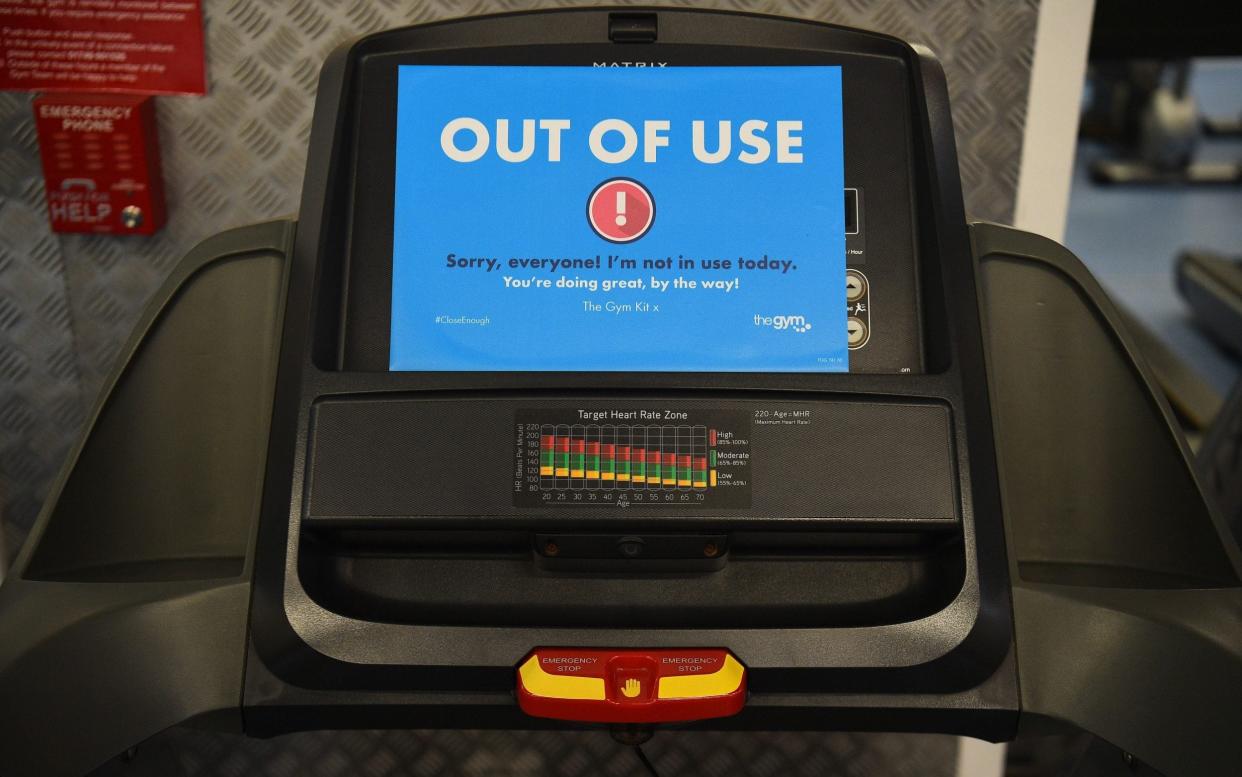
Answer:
[[755, 314, 812, 333]]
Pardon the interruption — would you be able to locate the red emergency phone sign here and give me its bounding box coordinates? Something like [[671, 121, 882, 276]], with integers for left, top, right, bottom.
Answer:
[[33, 93, 166, 235]]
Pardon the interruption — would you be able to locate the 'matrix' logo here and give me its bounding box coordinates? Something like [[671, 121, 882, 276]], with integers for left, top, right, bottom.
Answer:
[[593, 61, 669, 68], [755, 314, 812, 334]]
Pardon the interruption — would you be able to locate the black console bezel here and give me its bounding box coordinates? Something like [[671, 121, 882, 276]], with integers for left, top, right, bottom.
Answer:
[[340, 46, 924, 374], [245, 8, 1016, 740]]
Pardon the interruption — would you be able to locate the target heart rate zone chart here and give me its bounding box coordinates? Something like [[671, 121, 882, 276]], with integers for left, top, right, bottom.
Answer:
[[515, 412, 751, 508]]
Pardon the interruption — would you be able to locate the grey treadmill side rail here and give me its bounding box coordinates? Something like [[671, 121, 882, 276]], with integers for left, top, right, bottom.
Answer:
[[972, 222, 1242, 777], [0, 220, 292, 777]]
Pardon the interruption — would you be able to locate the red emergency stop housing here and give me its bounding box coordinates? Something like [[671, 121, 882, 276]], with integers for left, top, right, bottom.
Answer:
[[516, 648, 747, 724], [34, 92, 167, 236]]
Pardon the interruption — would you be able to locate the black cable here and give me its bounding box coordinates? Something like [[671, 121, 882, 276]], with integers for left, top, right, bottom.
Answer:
[[633, 744, 662, 777]]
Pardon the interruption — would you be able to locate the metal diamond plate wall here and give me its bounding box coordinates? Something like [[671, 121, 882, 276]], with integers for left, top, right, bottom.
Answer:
[[90, 727, 960, 777], [4, 1, 1034, 774], [0, 0, 1039, 568], [0, 91, 87, 566]]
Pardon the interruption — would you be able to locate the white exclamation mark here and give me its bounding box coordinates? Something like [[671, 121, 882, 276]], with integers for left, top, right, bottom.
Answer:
[[615, 189, 627, 226]]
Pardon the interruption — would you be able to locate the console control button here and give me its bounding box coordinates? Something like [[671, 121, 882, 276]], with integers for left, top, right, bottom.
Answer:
[[847, 316, 869, 348], [845, 269, 867, 302]]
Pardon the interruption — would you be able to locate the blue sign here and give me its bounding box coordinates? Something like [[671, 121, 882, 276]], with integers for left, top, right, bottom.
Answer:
[[391, 65, 847, 372]]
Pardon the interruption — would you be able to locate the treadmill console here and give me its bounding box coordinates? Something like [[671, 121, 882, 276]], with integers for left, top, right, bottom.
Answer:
[[5, 11, 1238, 777], [260, 9, 1011, 722]]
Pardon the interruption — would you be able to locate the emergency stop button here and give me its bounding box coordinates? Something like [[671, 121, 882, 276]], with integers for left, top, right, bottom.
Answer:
[[517, 648, 746, 723]]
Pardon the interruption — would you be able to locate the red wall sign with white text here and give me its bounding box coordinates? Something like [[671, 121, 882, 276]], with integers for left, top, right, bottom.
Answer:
[[0, 0, 206, 95]]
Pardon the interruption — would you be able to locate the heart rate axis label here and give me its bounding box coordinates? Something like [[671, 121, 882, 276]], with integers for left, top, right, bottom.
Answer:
[[587, 178, 655, 243]]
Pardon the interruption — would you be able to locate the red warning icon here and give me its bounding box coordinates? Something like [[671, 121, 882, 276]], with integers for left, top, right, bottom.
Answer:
[[587, 178, 655, 243]]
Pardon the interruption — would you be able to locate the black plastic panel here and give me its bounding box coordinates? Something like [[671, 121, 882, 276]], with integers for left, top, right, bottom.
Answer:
[[979, 236, 1238, 588], [25, 247, 285, 582], [974, 222, 1242, 777], [0, 221, 291, 777], [305, 396, 957, 526], [300, 529, 964, 628]]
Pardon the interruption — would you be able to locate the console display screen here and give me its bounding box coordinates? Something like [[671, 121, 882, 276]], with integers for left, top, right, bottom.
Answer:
[[391, 66, 846, 372]]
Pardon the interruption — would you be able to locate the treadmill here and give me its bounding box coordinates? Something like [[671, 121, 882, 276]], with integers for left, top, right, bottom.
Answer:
[[1, 9, 1239, 777]]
